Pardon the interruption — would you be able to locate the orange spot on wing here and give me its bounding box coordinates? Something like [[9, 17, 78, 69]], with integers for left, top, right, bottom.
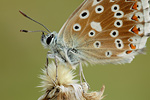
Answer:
[[126, 51, 132, 54], [132, 2, 138, 10], [131, 15, 138, 21], [129, 39, 133, 42], [130, 44, 136, 49], [131, 26, 139, 34]]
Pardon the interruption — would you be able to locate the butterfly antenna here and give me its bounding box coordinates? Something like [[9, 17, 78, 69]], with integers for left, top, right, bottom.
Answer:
[[19, 10, 51, 33], [20, 30, 49, 34]]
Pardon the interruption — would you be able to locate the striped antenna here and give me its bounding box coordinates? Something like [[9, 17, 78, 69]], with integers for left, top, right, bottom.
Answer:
[[19, 10, 51, 33], [20, 29, 49, 34]]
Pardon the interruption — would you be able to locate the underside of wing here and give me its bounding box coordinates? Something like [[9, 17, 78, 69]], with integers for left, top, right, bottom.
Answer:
[[58, 0, 150, 64], [57, 0, 88, 43]]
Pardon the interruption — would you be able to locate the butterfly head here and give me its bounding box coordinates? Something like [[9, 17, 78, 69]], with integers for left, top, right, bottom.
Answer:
[[41, 31, 57, 48]]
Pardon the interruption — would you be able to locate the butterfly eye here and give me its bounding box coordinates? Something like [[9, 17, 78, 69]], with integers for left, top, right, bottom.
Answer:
[[105, 51, 112, 57], [94, 41, 101, 48], [88, 30, 96, 37], [80, 10, 89, 19], [95, 5, 104, 14], [110, 30, 119, 38], [73, 23, 81, 31], [46, 34, 54, 45], [114, 20, 123, 28], [111, 4, 120, 12], [114, 11, 124, 18]]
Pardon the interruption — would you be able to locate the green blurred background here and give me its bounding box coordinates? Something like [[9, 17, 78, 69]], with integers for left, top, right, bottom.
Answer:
[[1, 0, 150, 100]]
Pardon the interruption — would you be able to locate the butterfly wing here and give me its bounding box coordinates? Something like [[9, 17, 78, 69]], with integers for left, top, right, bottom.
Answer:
[[58, 0, 150, 64], [57, 0, 88, 42]]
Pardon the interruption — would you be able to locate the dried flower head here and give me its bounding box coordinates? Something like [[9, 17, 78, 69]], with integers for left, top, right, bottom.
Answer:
[[38, 62, 105, 100]]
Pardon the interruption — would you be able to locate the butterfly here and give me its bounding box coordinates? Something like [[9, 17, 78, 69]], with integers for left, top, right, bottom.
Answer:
[[20, 0, 150, 86]]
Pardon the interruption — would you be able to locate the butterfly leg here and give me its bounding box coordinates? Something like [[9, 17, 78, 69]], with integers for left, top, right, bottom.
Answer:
[[43, 54, 57, 99], [54, 56, 58, 83], [45, 56, 49, 76], [45, 52, 56, 86], [79, 62, 90, 92], [79, 62, 84, 93]]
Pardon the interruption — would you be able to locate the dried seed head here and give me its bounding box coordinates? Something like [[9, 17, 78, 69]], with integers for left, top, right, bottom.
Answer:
[[38, 62, 105, 100]]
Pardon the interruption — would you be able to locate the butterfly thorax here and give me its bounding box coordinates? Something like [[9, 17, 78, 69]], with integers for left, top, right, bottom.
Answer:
[[41, 31, 80, 68], [55, 40, 81, 68]]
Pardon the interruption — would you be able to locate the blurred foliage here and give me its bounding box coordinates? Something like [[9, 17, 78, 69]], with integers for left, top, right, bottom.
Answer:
[[0, 0, 150, 100]]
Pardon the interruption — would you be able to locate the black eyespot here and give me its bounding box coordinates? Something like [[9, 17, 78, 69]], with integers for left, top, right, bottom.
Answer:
[[89, 30, 95, 37], [90, 32, 94, 35], [112, 31, 116, 36], [80, 10, 89, 19], [118, 43, 121, 47], [95, 5, 104, 14], [107, 52, 110, 55], [97, 0, 101, 2], [46, 34, 54, 45], [75, 26, 79, 29], [94, 41, 101, 48], [117, 40, 120, 43], [105, 51, 112, 57], [111, 4, 119, 12], [97, 8, 102, 11], [96, 42, 100, 47], [114, 20, 122, 28], [116, 12, 122, 16], [138, 28, 141, 31], [81, 12, 87, 17], [117, 22, 121, 26], [114, 6, 117, 10], [73, 24, 81, 31], [110, 30, 119, 38]]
